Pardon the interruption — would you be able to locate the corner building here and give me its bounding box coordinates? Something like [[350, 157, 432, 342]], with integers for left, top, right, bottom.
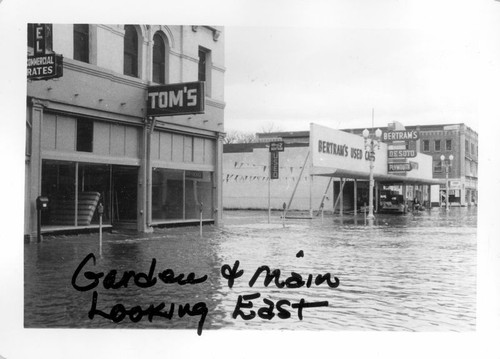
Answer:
[[25, 25, 225, 240]]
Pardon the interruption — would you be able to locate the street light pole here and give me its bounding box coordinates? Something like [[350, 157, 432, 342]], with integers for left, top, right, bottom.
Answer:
[[440, 154, 454, 211], [363, 128, 382, 220]]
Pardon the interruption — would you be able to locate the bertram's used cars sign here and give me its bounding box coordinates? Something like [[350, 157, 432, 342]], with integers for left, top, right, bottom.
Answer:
[[310, 123, 388, 176], [147, 82, 205, 117]]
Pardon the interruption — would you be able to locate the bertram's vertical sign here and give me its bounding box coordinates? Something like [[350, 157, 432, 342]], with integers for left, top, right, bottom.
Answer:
[[27, 24, 63, 81], [147, 82, 205, 116]]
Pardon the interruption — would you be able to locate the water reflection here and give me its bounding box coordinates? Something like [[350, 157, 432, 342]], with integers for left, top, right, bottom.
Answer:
[[25, 207, 476, 332]]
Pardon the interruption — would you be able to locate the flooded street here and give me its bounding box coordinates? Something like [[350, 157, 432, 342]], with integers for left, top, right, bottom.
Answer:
[[24, 207, 476, 334]]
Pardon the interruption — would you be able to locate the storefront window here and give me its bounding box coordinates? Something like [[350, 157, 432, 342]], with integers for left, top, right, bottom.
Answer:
[[41, 160, 137, 227], [152, 169, 184, 221], [185, 171, 213, 220], [152, 168, 213, 222]]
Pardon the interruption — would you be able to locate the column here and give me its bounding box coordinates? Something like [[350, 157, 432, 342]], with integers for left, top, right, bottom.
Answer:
[[214, 132, 224, 226], [27, 100, 44, 240], [137, 118, 151, 232], [354, 179, 358, 215], [339, 178, 343, 216]]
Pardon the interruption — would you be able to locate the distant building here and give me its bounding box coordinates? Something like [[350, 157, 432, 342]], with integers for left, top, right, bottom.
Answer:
[[256, 122, 478, 207], [223, 123, 441, 213], [25, 25, 225, 240]]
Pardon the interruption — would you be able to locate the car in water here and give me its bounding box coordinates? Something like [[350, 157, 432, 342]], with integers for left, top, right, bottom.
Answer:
[[379, 193, 407, 214]]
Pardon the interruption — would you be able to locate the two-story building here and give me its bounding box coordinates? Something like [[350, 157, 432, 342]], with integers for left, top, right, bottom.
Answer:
[[25, 24, 225, 240]]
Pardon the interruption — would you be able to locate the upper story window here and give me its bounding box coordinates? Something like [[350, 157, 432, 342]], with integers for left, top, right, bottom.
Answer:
[[446, 139, 452, 151], [124, 25, 138, 77], [74, 24, 89, 63], [152, 32, 166, 84], [465, 140, 470, 154], [423, 140, 429, 152], [433, 161, 442, 173], [471, 143, 475, 155], [198, 46, 211, 97], [434, 140, 441, 152]]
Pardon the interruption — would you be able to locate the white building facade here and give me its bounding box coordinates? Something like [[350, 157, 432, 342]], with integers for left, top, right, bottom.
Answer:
[[26, 25, 225, 239]]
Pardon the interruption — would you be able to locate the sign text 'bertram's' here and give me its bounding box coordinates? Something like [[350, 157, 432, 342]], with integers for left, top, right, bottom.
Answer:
[[382, 130, 419, 141], [318, 140, 366, 160], [147, 82, 205, 117]]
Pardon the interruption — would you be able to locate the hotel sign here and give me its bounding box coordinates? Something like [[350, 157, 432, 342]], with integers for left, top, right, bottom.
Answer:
[[147, 82, 205, 117], [27, 53, 63, 80], [27, 24, 63, 81]]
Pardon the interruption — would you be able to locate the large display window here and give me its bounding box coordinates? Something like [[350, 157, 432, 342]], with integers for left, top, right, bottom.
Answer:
[[152, 168, 213, 222], [41, 160, 137, 228]]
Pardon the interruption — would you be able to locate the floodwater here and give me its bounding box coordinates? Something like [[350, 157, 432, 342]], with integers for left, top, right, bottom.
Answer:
[[24, 207, 477, 334]]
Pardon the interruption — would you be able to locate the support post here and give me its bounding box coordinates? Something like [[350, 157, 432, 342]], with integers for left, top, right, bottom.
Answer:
[[354, 179, 358, 215], [285, 151, 309, 217], [268, 168, 271, 224], [339, 177, 344, 216], [98, 203, 103, 257], [309, 174, 313, 217]]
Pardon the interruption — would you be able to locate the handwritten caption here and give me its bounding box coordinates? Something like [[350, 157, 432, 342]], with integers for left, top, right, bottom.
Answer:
[[71, 251, 340, 335]]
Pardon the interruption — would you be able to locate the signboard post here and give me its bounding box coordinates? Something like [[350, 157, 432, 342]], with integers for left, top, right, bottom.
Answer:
[[268, 141, 285, 223]]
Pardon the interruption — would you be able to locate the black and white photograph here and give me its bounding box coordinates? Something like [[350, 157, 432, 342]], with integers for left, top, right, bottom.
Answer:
[[1, 0, 499, 358]]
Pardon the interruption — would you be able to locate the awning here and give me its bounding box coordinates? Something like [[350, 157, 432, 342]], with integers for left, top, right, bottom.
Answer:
[[311, 167, 445, 186]]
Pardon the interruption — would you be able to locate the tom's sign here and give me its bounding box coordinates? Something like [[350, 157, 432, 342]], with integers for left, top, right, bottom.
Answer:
[[147, 82, 205, 117]]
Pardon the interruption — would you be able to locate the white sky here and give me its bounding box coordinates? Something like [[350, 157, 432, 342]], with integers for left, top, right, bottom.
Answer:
[[223, 1, 490, 134]]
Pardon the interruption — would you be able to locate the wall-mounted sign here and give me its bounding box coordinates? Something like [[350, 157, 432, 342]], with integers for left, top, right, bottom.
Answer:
[[28, 23, 63, 81], [310, 123, 388, 176], [383, 130, 419, 141], [388, 163, 411, 172], [147, 81, 205, 117], [269, 141, 285, 152], [388, 149, 417, 158], [27, 53, 63, 80]]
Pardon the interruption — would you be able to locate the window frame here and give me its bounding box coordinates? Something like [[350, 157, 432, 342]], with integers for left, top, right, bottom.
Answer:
[[152, 32, 166, 84], [73, 24, 90, 63], [124, 25, 139, 78], [198, 46, 211, 97], [445, 139, 452, 151], [423, 139, 430, 152], [434, 139, 441, 152]]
